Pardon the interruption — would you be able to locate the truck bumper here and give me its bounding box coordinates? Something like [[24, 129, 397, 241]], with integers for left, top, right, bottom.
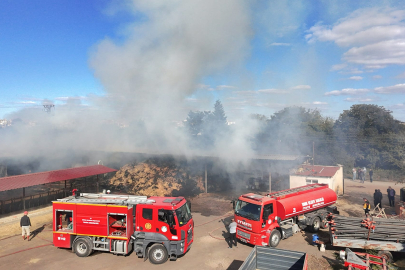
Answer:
[[236, 228, 262, 245]]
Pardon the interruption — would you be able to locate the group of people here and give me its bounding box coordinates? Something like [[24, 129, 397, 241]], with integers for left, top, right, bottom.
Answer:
[[353, 167, 373, 183], [363, 186, 397, 217]]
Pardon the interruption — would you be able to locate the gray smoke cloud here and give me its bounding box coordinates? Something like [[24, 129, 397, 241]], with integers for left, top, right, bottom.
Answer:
[[0, 0, 257, 171]]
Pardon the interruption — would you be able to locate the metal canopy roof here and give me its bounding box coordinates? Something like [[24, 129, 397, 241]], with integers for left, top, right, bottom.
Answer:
[[0, 165, 117, 192]]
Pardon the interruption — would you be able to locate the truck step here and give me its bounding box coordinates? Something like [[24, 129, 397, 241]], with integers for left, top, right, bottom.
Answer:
[[93, 241, 108, 244], [93, 247, 109, 251]]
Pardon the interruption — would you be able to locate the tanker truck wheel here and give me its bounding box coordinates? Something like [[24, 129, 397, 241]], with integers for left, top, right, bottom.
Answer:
[[310, 217, 321, 232], [149, 243, 168, 264], [320, 219, 329, 229], [74, 238, 93, 257], [269, 230, 281, 247]]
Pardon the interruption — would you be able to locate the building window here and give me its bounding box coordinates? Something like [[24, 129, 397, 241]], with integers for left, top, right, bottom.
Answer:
[[306, 179, 318, 184]]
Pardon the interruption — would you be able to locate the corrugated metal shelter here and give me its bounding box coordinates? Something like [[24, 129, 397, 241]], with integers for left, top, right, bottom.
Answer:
[[0, 165, 117, 192]]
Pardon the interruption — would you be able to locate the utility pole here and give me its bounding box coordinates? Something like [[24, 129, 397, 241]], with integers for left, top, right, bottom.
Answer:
[[43, 104, 55, 112], [313, 141, 315, 166], [205, 164, 207, 193]]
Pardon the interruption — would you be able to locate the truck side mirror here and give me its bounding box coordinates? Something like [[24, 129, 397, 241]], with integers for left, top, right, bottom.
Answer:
[[167, 214, 174, 227], [231, 200, 236, 210], [187, 201, 191, 211], [262, 209, 270, 220]]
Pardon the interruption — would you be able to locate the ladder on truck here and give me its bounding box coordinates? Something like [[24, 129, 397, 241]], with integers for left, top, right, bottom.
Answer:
[[267, 184, 324, 199], [57, 193, 155, 205]]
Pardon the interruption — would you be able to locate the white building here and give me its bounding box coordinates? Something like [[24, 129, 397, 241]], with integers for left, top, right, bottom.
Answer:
[[290, 164, 344, 195]]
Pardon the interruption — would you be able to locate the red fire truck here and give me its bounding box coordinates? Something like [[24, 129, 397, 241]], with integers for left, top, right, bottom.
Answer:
[[234, 184, 338, 247], [53, 192, 193, 264]]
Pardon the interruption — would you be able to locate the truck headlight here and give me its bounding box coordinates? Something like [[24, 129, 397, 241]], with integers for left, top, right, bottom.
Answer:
[[181, 242, 184, 247], [180, 247, 184, 253]]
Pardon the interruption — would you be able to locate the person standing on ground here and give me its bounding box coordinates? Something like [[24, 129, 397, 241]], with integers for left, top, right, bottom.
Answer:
[[359, 169, 364, 183], [369, 169, 373, 183], [20, 211, 31, 241], [362, 167, 367, 182], [352, 168, 357, 181], [228, 218, 237, 248], [387, 186, 396, 207], [376, 189, 383, 207], [373, 189, 379, 208], [363, 198, 371, 217]]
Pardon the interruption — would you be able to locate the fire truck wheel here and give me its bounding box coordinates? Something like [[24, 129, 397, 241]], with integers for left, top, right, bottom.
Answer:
[[74, 238, 93, 257], [378, 251, 393, 263], [310, 217, 321, 232], [269, 230, 281, 247], [149, 244, 168, 264]]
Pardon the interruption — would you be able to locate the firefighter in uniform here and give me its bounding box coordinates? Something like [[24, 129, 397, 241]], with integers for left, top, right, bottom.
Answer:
[[363, 198, 371, 217]]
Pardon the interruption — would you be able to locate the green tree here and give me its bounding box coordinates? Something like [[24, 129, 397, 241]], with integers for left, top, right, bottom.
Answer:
[[211, 100, 227, 126], [334, 104, 405, 170], [255, 107, 334, 156], [186, 111, 207, 136], [186, 100, 229, 149]]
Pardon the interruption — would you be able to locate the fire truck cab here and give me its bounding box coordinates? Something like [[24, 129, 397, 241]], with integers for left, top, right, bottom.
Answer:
[[53, 192, 193, 264]]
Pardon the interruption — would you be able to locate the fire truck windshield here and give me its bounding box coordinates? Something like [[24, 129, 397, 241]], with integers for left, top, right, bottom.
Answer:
[[175, 202, 192, 226], [235, 200, 262, 221]]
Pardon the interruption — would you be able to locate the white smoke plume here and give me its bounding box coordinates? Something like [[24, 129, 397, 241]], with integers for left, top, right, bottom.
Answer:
[[0, 0, 255, 170]]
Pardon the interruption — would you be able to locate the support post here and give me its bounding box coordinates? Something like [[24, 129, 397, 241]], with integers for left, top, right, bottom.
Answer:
[[268, 172, 272, 194], [205, 164, 208, 193], [97, 175, 99, 193], [23, 187, 26, 210]]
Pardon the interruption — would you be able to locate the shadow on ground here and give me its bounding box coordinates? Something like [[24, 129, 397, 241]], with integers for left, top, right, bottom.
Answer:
[[226, 260, 244, 270]]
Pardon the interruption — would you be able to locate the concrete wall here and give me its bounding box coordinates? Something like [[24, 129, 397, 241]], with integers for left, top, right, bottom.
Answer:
[[0, 165, 7, 178], [289, 165, 344, 195]]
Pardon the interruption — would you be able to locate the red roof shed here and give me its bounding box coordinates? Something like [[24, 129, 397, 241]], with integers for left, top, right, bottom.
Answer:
[[292, 165, 340, 178]]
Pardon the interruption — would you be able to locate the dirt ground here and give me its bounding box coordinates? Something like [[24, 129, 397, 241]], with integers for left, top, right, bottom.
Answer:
[[0, 179, 404, 270]]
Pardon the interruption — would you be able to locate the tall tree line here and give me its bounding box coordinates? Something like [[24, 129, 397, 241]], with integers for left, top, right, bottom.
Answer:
[[186, 102, 405, 174]]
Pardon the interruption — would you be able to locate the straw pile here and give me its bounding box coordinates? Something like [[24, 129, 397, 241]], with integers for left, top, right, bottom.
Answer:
[[109, 160, 205, 197]]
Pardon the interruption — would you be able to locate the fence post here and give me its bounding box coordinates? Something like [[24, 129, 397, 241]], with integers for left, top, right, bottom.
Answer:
[[23, 187, 26, 210]]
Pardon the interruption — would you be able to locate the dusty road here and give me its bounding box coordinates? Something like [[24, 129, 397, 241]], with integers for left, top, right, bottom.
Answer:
[[0, 179, 404, 270]]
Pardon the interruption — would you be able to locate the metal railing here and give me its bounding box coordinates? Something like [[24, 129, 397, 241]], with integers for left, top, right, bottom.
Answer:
[[0, 181, 97, 215]]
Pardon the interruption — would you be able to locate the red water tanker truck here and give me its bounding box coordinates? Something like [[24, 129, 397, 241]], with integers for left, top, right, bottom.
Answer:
[[234, 184, 338, 247], [53, 191, 193, 264]]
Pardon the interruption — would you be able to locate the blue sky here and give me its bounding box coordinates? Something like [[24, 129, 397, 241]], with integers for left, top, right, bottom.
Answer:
[[2, 1, 405, 121]]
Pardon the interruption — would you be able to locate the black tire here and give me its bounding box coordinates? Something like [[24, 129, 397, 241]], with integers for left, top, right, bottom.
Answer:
[[310, 217, 321, 233], [320, 219, 329, 229], [298, 223, 307, 230], [378, 251, 393, 263], [74, 238, 92, 257], [149, 244, 168, 264], [269, 230, 281, 247]]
